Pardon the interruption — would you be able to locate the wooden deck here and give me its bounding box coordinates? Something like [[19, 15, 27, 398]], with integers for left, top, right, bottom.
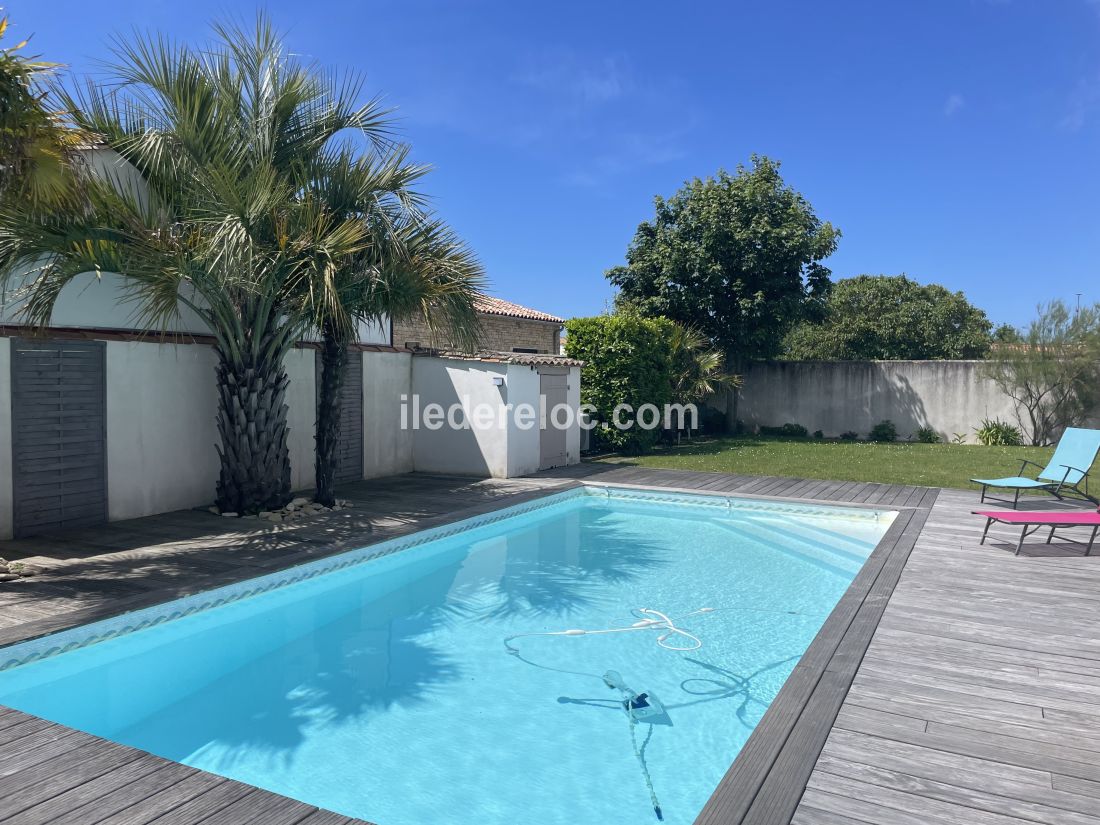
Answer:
[[0, 467, 1097, 824]]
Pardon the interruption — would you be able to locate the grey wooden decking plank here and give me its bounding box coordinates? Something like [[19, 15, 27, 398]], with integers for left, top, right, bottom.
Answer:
[[819, 730, 1100, 819], [1, 755, 169, 825], [87, 773, 231, 825], [1052, 775, 1100, 801], [805, 771, 1042, 825], [813, 756, 1100, 825], [820, 727, 1054, 789], [0, 722, 88, 773], [294, 812, 372, 825], [201, 789, 319, 825], [792, 804, 879, 825], [0, 740, 146, 817], [117, 783, 261, 825]]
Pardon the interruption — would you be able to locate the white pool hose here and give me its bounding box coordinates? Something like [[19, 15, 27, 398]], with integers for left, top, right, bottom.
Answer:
[[503, 606, 714, 655]]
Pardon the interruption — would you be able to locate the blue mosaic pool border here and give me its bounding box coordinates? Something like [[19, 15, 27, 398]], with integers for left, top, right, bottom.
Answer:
[[597, 485, 895, 522], [0, 484, 894, 673]]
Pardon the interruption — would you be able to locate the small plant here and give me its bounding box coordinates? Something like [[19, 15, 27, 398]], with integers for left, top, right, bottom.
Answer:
[[759, 423, 809, 438], [951, 432, 967, 444], [915, 427, 941, 444], [869, 420, 898, 442], [812, 429, 824, 439], [975, 418, 1023, 447], [840, 430, 859, 441]]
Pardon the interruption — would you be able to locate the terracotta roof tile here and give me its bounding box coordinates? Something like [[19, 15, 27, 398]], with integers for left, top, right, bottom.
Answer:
[[412, 348, 583, 366], [474, 295, 564, 324]]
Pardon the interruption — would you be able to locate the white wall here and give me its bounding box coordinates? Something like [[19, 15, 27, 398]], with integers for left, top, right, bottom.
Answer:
[[0, 338, 12, 539], [506, 364, 542, 478], [565, 365, 582, 464], [105, 341, 220, 521], [412, 357, 511, 477], [285, 349, 317, 492], [1, 271, 392, 347], [1, 271, 211, 335], [1, 150, 391, 345], [103, 341, 319, 521], [410, 357, 582, 478], [736, 360, 1029, 443], [363, 351, 414, 478]]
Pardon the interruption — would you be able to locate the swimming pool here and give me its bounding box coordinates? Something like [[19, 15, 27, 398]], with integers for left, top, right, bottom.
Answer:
[[0, 486, 896, 825]]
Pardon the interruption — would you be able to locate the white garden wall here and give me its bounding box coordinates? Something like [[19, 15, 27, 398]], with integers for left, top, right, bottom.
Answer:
[[734, 360, 1068, 443], [105, 342, 220, 521], [362, 351, 414, 478], [0, 337, 577, 539], [409, 356, 582, 478], [411, 357, 512, 476], [103, 341, 318, 522], [505, 363, 542, 478], [285, 349, 318, 492]]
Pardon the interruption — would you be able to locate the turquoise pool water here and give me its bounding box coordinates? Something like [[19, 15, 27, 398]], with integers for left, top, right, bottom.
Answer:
[[0, 487, 895, 825]]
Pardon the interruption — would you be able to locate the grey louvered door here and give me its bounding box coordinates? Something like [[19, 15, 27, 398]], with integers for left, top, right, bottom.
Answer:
[[11, 339, 108, 537]]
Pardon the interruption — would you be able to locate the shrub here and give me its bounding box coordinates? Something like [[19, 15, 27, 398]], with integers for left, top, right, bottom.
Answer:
[[915, 427, 941, 444], [759, 423, 809, 438], [975, 418, 1023, 447], [564, 314, 675, 454], [869, 420, 898, 442], [813, 429, 824, 439], [700, 406, 727, 435], [840, 430, 859, 441]]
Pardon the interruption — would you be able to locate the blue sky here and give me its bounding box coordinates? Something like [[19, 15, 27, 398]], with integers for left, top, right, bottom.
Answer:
[[8, 0, 1100, 326]]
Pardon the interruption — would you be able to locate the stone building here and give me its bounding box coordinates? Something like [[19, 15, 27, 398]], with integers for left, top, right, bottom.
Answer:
[[392, 296, 563, 355]]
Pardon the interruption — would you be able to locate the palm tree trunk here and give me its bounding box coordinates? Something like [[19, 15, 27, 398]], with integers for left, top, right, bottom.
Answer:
[[214, 346, 292, 514], [315, 321, 347, 507]]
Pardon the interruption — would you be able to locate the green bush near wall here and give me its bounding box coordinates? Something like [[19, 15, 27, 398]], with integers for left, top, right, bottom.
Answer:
[[565, 314, 675, 454]]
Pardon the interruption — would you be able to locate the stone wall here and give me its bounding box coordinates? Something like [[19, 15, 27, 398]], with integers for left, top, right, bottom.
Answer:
[[393, 313, 561, 354]]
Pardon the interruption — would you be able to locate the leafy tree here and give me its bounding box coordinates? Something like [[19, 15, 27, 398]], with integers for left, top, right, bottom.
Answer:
[[981, 300, 1100, 446], [0, 18, 394, 514], [564, 313, 675, 454], [783, 274, 993, 360], [606, 155, 839, 364], [0, 15, 82, 206], [991, 322, 1022, 344]]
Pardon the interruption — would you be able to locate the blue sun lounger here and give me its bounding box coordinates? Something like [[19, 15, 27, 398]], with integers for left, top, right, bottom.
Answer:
[[971, 427, 1100, 508]]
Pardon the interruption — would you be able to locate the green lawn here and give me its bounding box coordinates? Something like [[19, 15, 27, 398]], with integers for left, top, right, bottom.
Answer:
[[594, 436, 1054, 490]]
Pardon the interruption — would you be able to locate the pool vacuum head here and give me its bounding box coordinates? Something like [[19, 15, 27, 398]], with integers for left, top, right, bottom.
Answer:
[[624, 692, 667, 723]]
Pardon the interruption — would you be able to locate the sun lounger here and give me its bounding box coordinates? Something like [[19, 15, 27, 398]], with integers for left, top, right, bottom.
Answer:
[[973, 507, 1100, 555]]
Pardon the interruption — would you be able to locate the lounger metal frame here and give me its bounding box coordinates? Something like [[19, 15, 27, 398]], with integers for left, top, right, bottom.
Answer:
[[976, 459, 1096, 509], [979, 514, 1099, 556]]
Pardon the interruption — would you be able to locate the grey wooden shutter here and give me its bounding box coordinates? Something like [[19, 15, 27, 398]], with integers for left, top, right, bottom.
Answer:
[[11, 339, 108, 537]]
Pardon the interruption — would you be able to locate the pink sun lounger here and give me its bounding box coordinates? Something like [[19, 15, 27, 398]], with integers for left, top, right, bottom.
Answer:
[[974, 508, 1100, 556]]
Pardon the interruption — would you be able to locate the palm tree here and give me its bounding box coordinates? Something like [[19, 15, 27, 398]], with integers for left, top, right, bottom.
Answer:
[[0, 15, 83, 206], [0, 17, 393, 514], [306, 187, 484, 505], [668, 323, 741, 440]]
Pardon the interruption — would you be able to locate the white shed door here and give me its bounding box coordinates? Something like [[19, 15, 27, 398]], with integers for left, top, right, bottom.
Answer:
[[539, 368, 569, 470]]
